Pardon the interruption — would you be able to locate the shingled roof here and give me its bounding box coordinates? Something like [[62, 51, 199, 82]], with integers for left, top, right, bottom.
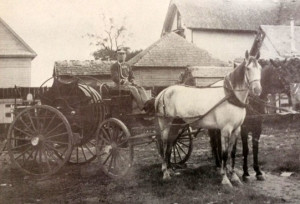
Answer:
[[54, 60, 115, 76], [163, 0, 300, 32], [128, 32, 226, 67]]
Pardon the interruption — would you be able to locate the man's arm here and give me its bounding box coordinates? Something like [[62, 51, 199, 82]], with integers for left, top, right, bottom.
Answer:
[[128, 65, 135, 83]]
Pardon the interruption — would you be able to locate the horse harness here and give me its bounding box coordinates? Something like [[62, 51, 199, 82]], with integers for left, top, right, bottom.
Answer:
[[156, 82, 249, 126]]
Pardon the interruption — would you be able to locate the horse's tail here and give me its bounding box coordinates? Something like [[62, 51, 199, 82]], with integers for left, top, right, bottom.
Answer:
[[143, 98, 156, 114]]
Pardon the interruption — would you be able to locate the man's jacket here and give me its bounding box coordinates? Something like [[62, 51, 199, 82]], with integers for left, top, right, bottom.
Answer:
[[110, 62, 134, 85]]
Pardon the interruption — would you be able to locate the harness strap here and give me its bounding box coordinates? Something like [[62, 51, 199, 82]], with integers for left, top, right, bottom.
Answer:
[[156, 94, 231, 122]]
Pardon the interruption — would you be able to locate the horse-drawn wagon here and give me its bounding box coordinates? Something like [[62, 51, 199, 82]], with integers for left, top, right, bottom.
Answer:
[[5, 75, 195, 178]]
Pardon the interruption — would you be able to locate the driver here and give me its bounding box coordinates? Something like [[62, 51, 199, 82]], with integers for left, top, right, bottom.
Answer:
[[110, 48, 150, 110]]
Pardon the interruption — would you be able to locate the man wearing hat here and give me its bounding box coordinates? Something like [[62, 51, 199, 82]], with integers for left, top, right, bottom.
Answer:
[[110, 48, 149, 110]]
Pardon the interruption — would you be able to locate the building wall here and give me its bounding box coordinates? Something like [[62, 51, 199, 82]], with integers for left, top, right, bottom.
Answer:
[[0, 58, 31, 87], [133, 67, 185, 87], [0, 23, 29, 54], [189, 29, 255, 63]]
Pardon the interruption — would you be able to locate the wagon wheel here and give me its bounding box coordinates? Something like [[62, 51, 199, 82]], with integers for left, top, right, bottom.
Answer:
[[68, 138, 97, 164], [170, 125, 193, 165], [96, 118, 133, 179], [7, 105, 73, 176]]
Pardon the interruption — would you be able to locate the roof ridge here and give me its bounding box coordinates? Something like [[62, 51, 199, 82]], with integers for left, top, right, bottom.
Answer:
[[128, 33, 171, 65]]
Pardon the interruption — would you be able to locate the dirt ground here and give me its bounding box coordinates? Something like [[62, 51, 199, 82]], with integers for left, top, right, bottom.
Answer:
[[0, 118, 299, 204]]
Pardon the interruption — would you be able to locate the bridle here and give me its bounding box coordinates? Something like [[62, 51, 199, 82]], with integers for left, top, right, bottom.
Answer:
[[225, 59, 261, 92], [244, 59, 261, 89]]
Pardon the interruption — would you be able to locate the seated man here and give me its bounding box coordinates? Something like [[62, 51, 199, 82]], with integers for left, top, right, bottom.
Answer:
[[110, 48, 150, 110]]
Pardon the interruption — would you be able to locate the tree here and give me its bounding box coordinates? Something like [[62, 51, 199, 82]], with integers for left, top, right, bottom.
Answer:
[[85, 14, 141, 61]]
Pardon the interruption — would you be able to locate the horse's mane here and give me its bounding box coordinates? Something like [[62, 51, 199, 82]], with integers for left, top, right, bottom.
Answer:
[[228, 60, 246, 88]]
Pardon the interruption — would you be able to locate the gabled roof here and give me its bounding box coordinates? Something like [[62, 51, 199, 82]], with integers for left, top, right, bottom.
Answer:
[[163, 0, 300, 32], [258, 25, 300, 59], [54, 60, 115, 76], [128, 32, 226, 67], [0, 17, 37, 58]]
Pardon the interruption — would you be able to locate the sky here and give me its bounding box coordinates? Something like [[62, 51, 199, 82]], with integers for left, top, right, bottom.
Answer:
[[0, 0, 170, 86]]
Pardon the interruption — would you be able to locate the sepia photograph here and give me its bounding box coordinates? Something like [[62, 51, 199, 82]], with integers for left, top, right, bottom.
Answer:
[[0, 0, 299, 203]]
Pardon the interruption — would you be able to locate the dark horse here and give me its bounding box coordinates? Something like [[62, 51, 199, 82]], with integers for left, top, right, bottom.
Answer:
[[209, 59, 290, 181]]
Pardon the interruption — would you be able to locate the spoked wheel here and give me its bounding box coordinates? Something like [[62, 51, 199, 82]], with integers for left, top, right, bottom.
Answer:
[[68, 139, 97, 164], [96, 118, 133, 179], [170, 125, 193, 165], [7, 105, 73, 176]]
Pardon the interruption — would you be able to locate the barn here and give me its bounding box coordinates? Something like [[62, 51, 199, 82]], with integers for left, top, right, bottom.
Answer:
[[128, 32, 228, 93], [162, 0, 300, 63], [0, 17, 37, 88]]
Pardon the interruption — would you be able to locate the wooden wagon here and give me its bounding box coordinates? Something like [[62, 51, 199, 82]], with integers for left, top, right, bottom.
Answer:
[[5, 76, 196, 178]]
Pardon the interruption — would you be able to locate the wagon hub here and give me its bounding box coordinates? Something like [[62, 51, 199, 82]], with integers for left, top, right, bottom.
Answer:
[[31, 134, 45, 146], [31, 136, 40, 146]]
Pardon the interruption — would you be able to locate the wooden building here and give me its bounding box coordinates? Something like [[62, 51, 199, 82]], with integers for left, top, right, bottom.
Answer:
[[180, 66, 233, 87], [53, 60, 115, 86], [162, 0, 300, 63], [0, 17, 37, 88], [251, 25, 300, 59], [0, 17, 36, 126], [128, 32, 227, 92]]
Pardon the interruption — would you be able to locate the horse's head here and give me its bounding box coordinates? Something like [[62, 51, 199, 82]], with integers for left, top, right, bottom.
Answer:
[[261, 59, 290, 96], [244, 51, 262, 96]]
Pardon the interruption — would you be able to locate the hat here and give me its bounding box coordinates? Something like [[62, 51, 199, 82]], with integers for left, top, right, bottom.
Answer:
[[117, 48, 126, 54]]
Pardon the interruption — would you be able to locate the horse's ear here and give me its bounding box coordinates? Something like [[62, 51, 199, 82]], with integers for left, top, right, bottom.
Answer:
[[255, 51, 260, 60], [245, 50, 249, 60], [270, 59, 276, 67], [283, 58, 287, 64]]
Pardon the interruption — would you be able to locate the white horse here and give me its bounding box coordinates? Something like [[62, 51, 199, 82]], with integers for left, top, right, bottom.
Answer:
[[155, 51, 262, 187]]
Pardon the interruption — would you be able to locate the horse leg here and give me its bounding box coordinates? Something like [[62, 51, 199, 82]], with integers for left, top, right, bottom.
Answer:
[[252, 130, 265, 181], [241, 128, 250, 181], [158, 117, 172, 180], [220, 129, 233, 188], [230, 127, 242, 186], [208, 129, 222, 168]]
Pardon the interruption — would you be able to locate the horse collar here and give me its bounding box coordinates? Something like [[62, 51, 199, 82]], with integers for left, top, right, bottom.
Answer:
[[224, 76, 248, 108]]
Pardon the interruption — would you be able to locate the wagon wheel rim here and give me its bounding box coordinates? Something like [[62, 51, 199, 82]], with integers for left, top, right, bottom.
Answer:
[[7, 105, 73, 176], [96, 118, 133, 179], [170, 126, 193, 165], [68, 138, 97, 164]]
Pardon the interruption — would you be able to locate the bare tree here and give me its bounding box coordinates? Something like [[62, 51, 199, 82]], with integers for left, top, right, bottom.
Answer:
[[84, 14, 132, 60]]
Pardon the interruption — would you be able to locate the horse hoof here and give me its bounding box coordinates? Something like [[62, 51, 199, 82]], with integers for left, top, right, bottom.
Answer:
[[256, 174, 265, 181], [242, 175, 250, 183], [221, 176, 233, 188], [163, 171, 171, 181], [231, 173, 243, 186]]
